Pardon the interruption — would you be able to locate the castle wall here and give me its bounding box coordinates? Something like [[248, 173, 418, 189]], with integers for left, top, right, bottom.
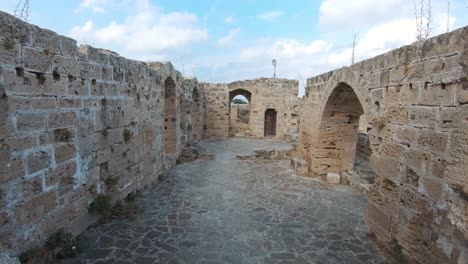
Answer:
[[0, 11, 203, 253], [297, 26, 468, 264]]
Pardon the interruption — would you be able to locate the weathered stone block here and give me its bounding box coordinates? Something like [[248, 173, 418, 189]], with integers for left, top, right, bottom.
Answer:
[[51, 55, 80, 78], [102, 65, 113, 81], [97, 147, 112, 164], [393, 125, 418, 144], [16, 112, 45, 132], [367, 203, 391, 231], [9, 96, 55, 116], [59, 98, 81, 109], [23, 46, 52, 73], [67, 79, 89, 96], [79, 61, 101, 79], [4, 135, 36, 152], [95, 109, 122, 130], [430, 156, 447, 178], [0, 155, 24, 184], [370, 154, 400, 182], [45, 160, 76, 188], [19, 175, 43, 200], [385, 105, 408, 124], [419, 177, 444, 202], [42, 76, 68, 96], [15, 192, 56, 224], [26, 150, 51, 174], [389, 65, 406, 84], [55, 144, 76, 164], [408, 106, 439, 128], [417, 129, 448, 153], [7, 96, 31, 111], [379, 140, 404, 160], [419, 83, 455, 106], [48, 111, 76, 129], [326, 172, 341, 184], [403, 148, 431, 175], [397, 83, 419, 106]]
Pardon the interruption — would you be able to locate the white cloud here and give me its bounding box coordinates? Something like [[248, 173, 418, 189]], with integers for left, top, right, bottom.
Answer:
[[257, 11, 284, 22], [319, 0, 408, 30], [70, 20, 94, 42], [240, 39, 330, 60], [225, 16, 235, 24], [217, 28, 240, 46], [77, 0, 109, 13], [69, 3, 208, 55]]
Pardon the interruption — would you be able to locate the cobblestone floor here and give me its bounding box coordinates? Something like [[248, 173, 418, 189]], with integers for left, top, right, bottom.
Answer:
[[60, 139, 390, 264]]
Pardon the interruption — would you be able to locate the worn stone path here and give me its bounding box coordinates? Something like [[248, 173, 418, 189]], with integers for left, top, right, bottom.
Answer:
[[60, 139, 390, 264]]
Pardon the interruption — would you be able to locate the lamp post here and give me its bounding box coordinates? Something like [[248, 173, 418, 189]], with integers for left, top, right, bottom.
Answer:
[[272, 59, 277, 79]]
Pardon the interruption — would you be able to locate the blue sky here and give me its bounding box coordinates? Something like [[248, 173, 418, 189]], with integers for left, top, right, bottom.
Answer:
[[1, 0, 467, 95]]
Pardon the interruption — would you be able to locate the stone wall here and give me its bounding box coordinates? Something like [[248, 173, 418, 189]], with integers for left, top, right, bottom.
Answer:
[[203, 78, 300, 141], [297, 26, 468, 263], [201, 83, 229, 138], [0, 11, 203, 254]]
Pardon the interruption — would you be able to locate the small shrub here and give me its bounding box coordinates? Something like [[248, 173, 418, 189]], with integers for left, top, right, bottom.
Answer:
[[393, 241, 407, 263], [111, 201, 139, 219], [88, 195, 112, 219], [3, 37, 15, 50], [126, 191, 137, 202], [19, 248, 40, 263], [123, 128, 132, 142], [45, 229, 73, 250], [105, 176, 119, 191]]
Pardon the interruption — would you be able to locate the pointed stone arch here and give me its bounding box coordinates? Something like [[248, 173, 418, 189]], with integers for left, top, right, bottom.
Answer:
[[191, 87, 200, 141], [164, 77, 177, 153], [228, 88, 252, 137], [311, 82, 364, 175]]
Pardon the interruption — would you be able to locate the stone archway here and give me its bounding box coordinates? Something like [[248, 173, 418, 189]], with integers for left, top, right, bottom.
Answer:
[[228, 89, 252, 137], [191, 87, 200, 141], [312, 82, 364, 175], [179, 94, 187, 145], [164, 77, 177, 153]]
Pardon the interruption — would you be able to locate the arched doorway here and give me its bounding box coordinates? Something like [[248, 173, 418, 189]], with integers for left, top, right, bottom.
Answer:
[[164, 77, 177, 153], [228, 89, 252, 137], [179, 95, 187, 145], [314, 82, 364, 174], [191, 87, 200, 141], [264, 109, 277, 137]]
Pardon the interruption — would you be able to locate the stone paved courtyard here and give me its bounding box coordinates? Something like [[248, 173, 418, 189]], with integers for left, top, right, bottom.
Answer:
[[59, 139, 390, 264]]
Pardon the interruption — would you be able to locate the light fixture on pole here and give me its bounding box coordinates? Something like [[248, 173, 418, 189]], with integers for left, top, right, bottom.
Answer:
[[272, 59, 277, 79]]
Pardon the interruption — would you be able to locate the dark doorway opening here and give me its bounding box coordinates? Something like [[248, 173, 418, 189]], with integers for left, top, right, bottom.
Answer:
[[264, 109, 277, 137]]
